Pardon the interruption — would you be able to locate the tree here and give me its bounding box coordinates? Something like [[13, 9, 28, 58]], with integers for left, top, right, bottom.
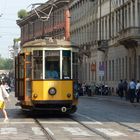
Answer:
[[17, 9, 28, 19], [0, 57, 13, 70]]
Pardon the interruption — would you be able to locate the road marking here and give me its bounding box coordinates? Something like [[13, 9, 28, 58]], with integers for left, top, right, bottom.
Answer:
[[0, 121, 35, 124], [95, 128, 127, 137], [63, 127, 92, 136], [0, 120, 79, 125], [76, 112, 103, 125], [32, 127, 44, 135], [45, 127, 54, 136], [38, 121, 78, 124], [0, 127, 17, 135]]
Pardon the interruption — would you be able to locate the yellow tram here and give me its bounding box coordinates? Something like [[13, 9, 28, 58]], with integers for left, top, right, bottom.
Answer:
[[15, 38, 79, 113]]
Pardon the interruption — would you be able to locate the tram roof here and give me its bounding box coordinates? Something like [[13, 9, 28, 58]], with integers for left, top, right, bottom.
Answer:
[[22, 38, 78, 48]]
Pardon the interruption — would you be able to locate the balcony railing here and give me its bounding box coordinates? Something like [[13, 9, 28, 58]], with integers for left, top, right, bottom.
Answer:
[[118, 27, 140, 48], [119, 27, 140, 40]]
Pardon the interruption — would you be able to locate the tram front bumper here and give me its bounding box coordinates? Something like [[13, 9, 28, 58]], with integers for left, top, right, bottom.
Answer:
[[31, 100, 74, 111]]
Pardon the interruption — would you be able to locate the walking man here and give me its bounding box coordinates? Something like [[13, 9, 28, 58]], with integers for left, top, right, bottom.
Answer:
[[129, 79, 136, 103]]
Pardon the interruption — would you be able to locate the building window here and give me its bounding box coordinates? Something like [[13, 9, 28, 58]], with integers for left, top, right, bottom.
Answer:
[[112, 60, 114, 81], [119, 58, 121, 79], [116, 59, 118, 81], [89, 63, 91, 82], [109, 60, 111, 80], [125, 56, 128, 79], [122, 58, 124, 79], [129, 57, 131, 80]]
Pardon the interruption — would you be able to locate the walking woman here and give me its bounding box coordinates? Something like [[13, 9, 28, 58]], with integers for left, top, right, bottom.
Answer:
[[0, 81, 9, 121]]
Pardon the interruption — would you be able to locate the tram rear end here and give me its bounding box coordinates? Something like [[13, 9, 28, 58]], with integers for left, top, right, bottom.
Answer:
[[15, 39, 79, 114]]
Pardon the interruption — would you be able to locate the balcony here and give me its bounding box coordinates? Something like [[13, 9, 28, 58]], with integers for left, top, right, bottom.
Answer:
[[118, 27, 140, 48], [97, 40, 109, 52]]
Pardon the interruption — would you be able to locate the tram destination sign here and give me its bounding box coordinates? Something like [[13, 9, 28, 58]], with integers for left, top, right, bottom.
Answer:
[[45, 51, 60, 56]]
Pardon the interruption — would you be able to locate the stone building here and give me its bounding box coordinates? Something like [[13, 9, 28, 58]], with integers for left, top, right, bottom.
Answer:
[[17, 0, 70, 45], [69, 0, 140, 92]]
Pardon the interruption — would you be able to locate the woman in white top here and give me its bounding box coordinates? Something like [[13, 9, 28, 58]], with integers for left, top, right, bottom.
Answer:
[[0, 81, 9, 121]]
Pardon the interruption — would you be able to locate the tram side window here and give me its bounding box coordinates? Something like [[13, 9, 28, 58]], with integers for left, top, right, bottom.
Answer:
[[19, 55, 24, 79], [73, 52, 78, 80], [45, 50, 60, 79], [33, 50, 43, 79], [62, 50, 71, 79]]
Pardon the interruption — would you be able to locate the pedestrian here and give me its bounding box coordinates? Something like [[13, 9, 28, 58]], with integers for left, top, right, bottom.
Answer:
[[90, 82, 96, 96], [0, 81, 9, 122], [136, 80, 140, 103], [129, 79, 136, 103], [123, 79, 128, 100], [118, 79, 124, 99], [82, 82, 86, 95]]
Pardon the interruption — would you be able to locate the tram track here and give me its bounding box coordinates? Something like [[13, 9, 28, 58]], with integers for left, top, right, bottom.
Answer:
[[107, 118, 140, 133], [70, 116, 111, 140], [34, 118, 55, 140]]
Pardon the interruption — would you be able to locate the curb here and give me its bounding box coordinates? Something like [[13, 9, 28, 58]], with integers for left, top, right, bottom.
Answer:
[[80, 95, 140, 106]]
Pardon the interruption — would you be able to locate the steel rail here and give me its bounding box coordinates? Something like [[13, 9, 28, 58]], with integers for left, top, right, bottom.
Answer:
[[34, 118, 55, 140]]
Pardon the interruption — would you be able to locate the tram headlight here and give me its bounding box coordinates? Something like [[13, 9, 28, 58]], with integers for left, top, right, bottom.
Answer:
[[33, 93, 38, 99], [67, 93, 71, 98], [48, 87, 56, 95]]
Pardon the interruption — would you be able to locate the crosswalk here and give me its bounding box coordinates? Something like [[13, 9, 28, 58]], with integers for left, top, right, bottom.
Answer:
[[0, 126, 127, 137]]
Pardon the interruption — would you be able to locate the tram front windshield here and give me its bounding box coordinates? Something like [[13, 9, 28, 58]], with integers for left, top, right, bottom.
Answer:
[[45, 50, 60, 79], [62, 50, 71, 79]]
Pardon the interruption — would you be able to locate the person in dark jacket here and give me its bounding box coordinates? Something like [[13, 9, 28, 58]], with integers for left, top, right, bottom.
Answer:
[[118, 79, 124, 98], [123, 79, 128, 100]]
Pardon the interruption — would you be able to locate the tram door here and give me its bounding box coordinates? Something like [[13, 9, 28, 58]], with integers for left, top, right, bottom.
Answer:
[[24, 53, 32, 100], [15, 54, 25, 100]]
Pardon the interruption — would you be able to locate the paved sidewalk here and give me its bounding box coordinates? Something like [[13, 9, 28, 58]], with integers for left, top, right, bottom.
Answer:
[[80, 95, 140, 106]]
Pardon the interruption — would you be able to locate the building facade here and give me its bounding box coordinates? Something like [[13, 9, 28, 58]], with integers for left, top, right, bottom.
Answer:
[[17, 0, 70, 45], [69, 0, 140, 92]]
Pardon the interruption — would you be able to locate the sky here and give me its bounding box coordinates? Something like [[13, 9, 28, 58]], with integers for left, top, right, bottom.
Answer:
[[0, 0, 47, 58]]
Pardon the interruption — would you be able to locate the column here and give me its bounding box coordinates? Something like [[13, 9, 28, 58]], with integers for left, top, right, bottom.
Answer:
[[114, 12, 116, 37], [104, 17, 106, 40], [135, 0, 138, 26], [97, 20, 100, 40], [127, 4, 129, 28], [65, 9, 70, 41], [130, 1, 133, 27], [107, 16, 109, 40]]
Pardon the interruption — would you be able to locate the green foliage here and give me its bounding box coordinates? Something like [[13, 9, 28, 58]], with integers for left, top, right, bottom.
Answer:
[[17, 9, 28, 19], [14, 38, 20, 43], [0, 57, 13, 70]]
